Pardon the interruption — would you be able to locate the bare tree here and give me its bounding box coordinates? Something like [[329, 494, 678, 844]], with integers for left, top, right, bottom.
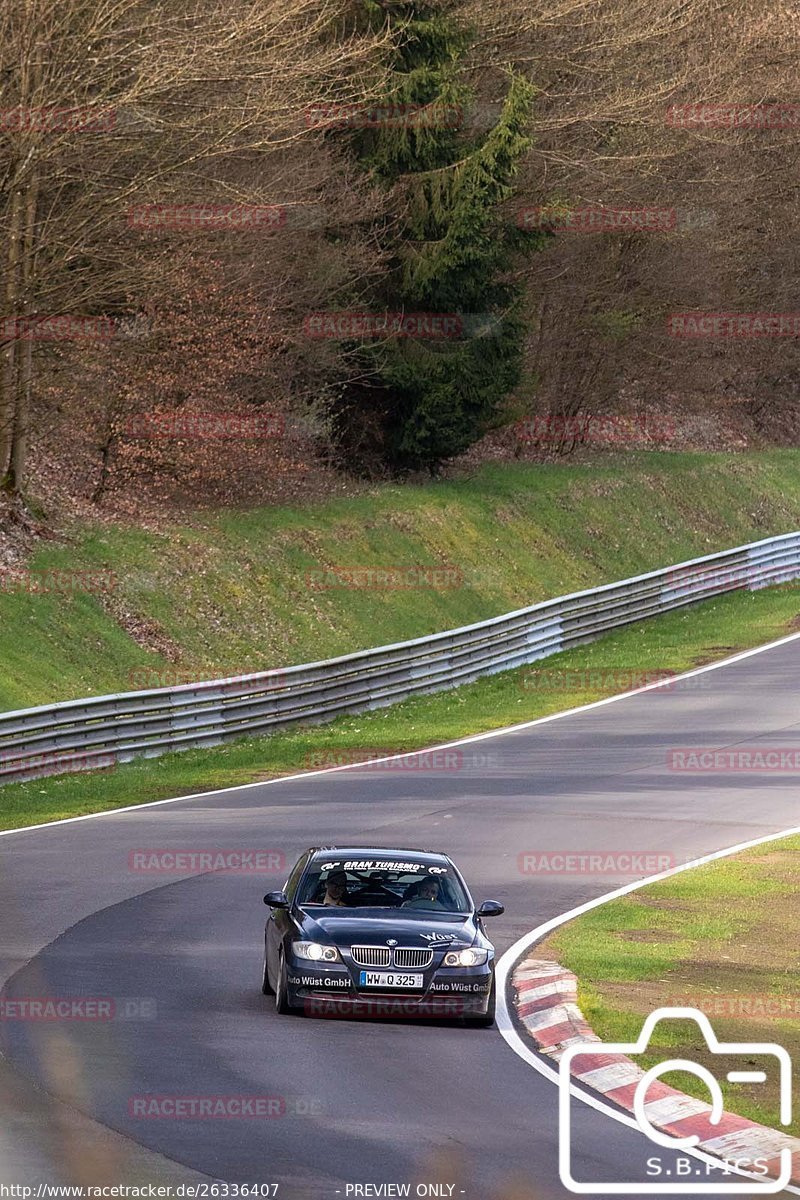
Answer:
[[0, 0, 387, 495], [462, 0, 800, 447]]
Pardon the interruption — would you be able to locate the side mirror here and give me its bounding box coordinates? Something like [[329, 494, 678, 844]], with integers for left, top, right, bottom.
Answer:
[[264, 890, 289, 909], [477, 900, 504, 917]]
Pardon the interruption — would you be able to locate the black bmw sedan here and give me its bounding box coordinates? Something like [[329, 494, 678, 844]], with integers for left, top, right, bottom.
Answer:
[[261, 846, 504, 1025]]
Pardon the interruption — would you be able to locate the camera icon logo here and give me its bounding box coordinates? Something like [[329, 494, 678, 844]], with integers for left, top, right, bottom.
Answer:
[[558, 1007, 793, 1193]]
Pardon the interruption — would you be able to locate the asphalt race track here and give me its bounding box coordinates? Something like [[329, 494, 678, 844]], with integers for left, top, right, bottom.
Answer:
[[2, 636, 800, 1199]]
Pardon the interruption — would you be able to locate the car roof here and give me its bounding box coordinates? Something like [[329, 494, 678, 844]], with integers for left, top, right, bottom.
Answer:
[[308, 846, 452, 862]]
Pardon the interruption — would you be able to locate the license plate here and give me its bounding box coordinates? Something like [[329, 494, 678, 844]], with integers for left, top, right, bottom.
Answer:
[[359, 971, 423, 988]]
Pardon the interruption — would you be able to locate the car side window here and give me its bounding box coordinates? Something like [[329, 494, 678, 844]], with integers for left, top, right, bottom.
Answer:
[[284, 854, 309, 902]]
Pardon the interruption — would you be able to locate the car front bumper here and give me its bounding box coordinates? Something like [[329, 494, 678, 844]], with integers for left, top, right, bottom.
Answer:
[[286, 959, 494, 1017]]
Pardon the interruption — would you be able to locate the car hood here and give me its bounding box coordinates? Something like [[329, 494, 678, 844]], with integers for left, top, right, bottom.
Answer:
[[296, 908, 477, 947]]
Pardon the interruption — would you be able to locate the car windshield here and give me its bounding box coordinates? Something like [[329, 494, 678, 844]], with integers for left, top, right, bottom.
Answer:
[[298, 857, 469, 912]]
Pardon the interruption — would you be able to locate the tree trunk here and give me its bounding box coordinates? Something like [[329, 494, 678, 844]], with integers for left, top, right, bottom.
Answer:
[[92, 428, 117, 504], [9, 173, 40, 495], [0, 186, 23, 484]]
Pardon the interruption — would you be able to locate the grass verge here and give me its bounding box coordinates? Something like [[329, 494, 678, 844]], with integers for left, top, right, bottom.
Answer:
[[543, 832, 800, 1135], [2, 579, 798, 837], [4, 451, 800, 710]]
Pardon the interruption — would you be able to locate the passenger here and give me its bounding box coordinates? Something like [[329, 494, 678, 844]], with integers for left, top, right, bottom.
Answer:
[[322, 868, 350, 906], [402, 877, 445, 909]]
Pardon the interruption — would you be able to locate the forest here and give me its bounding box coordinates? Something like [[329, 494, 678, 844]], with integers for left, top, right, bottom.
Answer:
[[0, 0, 797, 516]]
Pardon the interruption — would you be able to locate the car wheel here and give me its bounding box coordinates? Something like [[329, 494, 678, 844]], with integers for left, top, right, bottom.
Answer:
[[468, 978, 496, 1027], [261, 938, 274, 995], [275, 949, 296, 1015]]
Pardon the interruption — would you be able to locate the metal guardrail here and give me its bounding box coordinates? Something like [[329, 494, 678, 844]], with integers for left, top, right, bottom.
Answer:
[[2, 530, 800, 785]]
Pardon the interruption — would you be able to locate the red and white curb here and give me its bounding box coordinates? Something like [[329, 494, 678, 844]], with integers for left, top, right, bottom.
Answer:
[[512, 957, 800, 1186]]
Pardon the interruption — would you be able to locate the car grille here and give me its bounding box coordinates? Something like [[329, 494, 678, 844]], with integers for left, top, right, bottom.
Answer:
[[393, 948, 433, 969], [350, 946, 391, 967], [350, 945, 434, 969]]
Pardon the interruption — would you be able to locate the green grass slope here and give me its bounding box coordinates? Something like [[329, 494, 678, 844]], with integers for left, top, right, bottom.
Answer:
[[543, 833, 800, 1134], [2, 579, 799, 829], [3, 451, 800, 711]]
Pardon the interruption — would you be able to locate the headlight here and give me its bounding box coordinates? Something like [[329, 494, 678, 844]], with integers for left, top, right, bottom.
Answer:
[[443, 947, 489, 967], [293, 941, 341, 963]]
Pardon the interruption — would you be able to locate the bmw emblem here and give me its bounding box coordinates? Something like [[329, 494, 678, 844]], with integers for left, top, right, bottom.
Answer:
[[386, 939, 398, 946]]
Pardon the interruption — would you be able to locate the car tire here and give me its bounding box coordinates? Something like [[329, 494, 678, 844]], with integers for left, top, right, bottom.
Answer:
[[275, 950, 296, 1015], [468, 978, 496, 1027], [261, 939, 274, 995]]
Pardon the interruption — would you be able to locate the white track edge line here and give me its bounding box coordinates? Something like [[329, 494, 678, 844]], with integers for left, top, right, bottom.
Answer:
[[494, 822, 800, 1193], [5, 611, 800, 1185], [4, 627, 800, 839]]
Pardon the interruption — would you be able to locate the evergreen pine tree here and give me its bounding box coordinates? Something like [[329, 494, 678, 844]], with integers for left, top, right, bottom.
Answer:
[[334, 0, 546, 472]]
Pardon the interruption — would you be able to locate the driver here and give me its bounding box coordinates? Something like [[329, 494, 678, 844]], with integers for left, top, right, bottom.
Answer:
[[322, 868, 351, 906], [402, 877, 445, 909]]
